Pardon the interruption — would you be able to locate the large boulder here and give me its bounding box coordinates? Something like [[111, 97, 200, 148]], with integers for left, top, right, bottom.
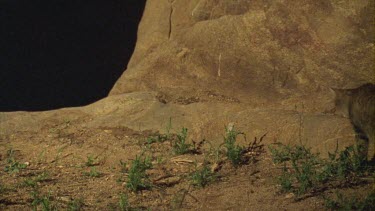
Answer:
[[111, 0, 374, 111]]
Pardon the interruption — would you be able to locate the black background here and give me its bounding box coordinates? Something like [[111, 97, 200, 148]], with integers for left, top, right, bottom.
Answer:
[[0, 0, 146, 111]]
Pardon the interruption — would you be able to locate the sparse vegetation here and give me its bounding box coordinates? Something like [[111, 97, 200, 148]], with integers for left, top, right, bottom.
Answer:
[[0, 183, 12, 195], [119, 160, 128, 173], [1, 118, 370, 210], [146, 118, 173, 144], [67, 198, 84, 211], [205, 127, 264, 170], [173, 127, 192, 155], [30, 191, 58, 211], [4, 148, 27, 174], [118, 193, 131, 211], [23, 171, 50, 188], [170, 189, 189, 210], [207, 143, 222, 165], [146, 134, 168, 144], [126, 155, 153, 192], [223, 127, 245, 166], [190, 161, 216, 188], [324, 190, 375, 210], [155, 156, 165, 165], [269, 142, 372, 197], [85, 155, 96, 167], [0, 183, 4, 195], [83, 167, 102, 178]]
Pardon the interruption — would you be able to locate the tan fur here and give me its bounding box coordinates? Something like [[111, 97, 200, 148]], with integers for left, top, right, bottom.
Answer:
[[332, 83, 375, 161]]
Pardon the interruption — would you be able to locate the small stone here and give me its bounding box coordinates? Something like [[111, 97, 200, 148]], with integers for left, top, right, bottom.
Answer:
[[176, 48, 189, 58], [58, 196, 71, 202], [285, 193, 295, 199]]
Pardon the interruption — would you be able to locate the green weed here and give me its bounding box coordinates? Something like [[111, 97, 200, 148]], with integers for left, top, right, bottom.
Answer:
[[326, 145, 368, 179], [0, 183, 12, 195], [145, 132, 168, 146], [23, 171, 50, 188], [126, 155, 152, 192], [173, 128, 192, 155], [190, 162, 216, 188], [278, 164, 293, 192], [67, 198, 84, 211], [170, 189, 189, 210], [156, 156, 165, 165], [37, 148, 47, 164], [0, 183, 4, 194], [4, 148, 27, 174], [119, 160, 128, 173], [30, 191, 58, 211], [83, 167, 102, 178], [85, 155, 96, 167], [146, 118, 173, 144], [269, 143, 372, 197], [223, 127, 244, 166], [146, 133, 169, 144], [119, 193, 131, 211], [207, 143, 223, 164], [324, 190, 375, 210]]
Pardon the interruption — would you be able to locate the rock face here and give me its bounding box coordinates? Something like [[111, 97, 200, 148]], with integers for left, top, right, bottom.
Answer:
[[111, 0, 374, 111], [1, 0, 374, 154]]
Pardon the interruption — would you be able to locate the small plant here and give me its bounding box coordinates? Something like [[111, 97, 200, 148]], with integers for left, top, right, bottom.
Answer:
[[146, 118, 173, 144], [23, 171, 50, 188], [278, 164, 293, 192], [119, 193, 130, 211], [37, 149, 47, 164], [146, 134, 169, 144], [0, 183, 4, 194], [85, 155, 96, 167], [324, 190, 375, 210], [170, 189, 189, 210], [119, 160, 128, 173], [223, 127, 244, 166], [173, 127, 192, 155], [4, 148, 27, 174], [328, 145, 368, 179], [126, 155, 152, 192], [190, 162, 216, 188], [269, 143, 328, 196], [155, 156, 165, 165], [31, 191, 58, 211], [67, 198, 84, 211], [207, 143, 223, 164], [165, 117, 173, 137], [0, 183, 11, 195], [84, 167, 101, 178]]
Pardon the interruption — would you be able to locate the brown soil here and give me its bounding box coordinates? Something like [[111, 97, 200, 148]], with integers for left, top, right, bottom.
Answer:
[[0, 111, 373, 210]]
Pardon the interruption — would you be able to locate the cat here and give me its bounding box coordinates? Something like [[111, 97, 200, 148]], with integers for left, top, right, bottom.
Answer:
[[332, 83, 375, 161]]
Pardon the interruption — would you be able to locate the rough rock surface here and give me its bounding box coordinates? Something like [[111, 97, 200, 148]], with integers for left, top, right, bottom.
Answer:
[[112, 0, 374, 110], [0, 0, 374, 210]]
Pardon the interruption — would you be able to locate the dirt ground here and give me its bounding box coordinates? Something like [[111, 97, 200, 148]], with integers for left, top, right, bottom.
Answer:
[[0, 112, 373, 210]]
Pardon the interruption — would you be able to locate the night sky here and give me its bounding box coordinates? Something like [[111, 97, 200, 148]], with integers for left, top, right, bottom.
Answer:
[[0, 0, 146, 111]]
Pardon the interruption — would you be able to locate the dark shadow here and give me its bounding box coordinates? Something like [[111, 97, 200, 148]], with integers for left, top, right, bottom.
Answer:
[[0, 0, 146, 111]]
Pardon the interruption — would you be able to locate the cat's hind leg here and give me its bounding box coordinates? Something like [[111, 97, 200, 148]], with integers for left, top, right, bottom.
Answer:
[[353, 126, 369, 162]]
